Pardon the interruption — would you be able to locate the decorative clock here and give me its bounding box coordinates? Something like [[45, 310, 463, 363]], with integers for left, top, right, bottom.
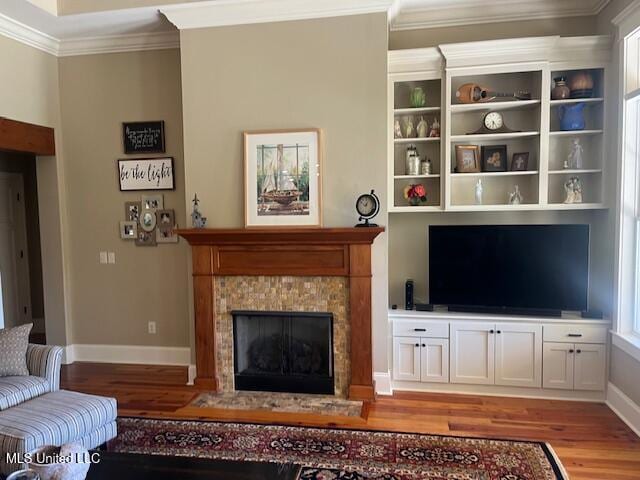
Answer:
[[355, 190, 380, 227], [469, 111, 519, 135]]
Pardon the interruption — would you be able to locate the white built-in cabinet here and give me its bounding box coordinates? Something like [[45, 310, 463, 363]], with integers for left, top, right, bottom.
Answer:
[[390, 310, 609, 399], [388, 35, 612, 213], [450, 322, 542, 388]]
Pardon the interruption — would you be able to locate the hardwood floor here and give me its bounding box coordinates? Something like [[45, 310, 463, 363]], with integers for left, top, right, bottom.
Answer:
[[61, 362, 640, 479]]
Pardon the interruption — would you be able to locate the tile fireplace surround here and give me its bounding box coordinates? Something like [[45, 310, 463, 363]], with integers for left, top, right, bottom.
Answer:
[[176, 227, 384, 401]]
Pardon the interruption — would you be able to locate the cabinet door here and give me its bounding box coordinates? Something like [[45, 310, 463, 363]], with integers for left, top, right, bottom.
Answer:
[[393, 337, 421, 382], [450, 322, 495, 385], [574, 344, 606, 391], [542, 342, 575, 390], [420, 338, 449, 383], [495, 323, 542, 388]]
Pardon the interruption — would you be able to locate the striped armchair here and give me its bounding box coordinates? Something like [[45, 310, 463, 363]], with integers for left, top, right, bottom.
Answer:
[[0, 344, 63, 411]]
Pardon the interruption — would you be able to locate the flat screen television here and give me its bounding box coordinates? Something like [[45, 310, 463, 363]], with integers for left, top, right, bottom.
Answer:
[[429, 225, 589, 315]]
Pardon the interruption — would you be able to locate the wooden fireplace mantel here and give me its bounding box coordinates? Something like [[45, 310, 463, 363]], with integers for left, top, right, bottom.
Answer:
[[177, 227, 384, 401]]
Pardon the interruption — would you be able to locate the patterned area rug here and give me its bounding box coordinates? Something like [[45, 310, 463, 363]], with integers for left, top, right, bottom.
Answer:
[[190, 391, 363, 417], [109, 418, 567, 480]]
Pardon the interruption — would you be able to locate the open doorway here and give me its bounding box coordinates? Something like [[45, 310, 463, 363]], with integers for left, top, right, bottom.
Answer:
[[0, 151, 46, 343]]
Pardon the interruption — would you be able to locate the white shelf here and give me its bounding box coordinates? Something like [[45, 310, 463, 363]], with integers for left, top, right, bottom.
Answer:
[[394, 137, 440, 144], [394, 107, 441, 114], [394, 174, 441, 179], [549, 130, 603, 137], [451, 131, 539, 142], [447, 204, 546, 212], [546, 202, 608, 210], [390, 205, 443, 213], [548, 169, 603, 175], [451, 100, 541, 113], [451, 171, 538, 178], [550, 98, 604, 106]]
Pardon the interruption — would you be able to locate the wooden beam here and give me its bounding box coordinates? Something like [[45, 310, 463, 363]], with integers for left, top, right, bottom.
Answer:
[[0, 118, 55, 156]]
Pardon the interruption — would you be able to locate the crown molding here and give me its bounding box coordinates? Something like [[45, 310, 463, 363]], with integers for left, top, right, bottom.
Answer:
[[439, 36, 559, 68], [612, 0, 640, 39], [388, 47, 442, 74], [549, 35, 613, 64], [58, 30, 179, 57], [391, 0, 611, 32], [0, 11, 58, 55], [0, 11, 179, 57], [160, 0, 396, 30]]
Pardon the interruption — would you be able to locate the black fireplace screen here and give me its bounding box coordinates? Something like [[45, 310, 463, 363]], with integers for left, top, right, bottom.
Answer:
[[232, 311, 334, 395]]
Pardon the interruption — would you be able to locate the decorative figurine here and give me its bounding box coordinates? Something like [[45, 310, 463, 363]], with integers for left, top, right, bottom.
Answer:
[[475, 179, 483, 205], [403, 116, 415, 138], [551, 76, 571, 100], [191, 194, 207, 228], [420, 158, 432, 175], [409, 87, 427, 108], [567, 138, 584, 169], [564, 177, 583, 204], [429, 117, 441, 137], [394, 119, 403, 139], [508, 185, 523, 205], [417, 116, 429, 138]]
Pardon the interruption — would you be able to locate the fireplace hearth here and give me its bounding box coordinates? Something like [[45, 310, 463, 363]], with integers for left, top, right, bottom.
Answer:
[[232, 311, 334, 395]]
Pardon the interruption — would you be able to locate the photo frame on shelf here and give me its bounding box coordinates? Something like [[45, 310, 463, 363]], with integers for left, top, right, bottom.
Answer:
[[482, 145, 508, 172], [455, 145, 481, 173], [243, 128, 322, 227], [511, 152, 529, 171]]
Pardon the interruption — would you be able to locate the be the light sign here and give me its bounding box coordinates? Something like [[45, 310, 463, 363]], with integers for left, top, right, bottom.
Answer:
[[118, 158, 175, 191]]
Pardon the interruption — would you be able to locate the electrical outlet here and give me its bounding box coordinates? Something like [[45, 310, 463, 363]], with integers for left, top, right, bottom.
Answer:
[[107, 252, 116, 264], [148, 321, 157, 334], [99, 251, 108, 264]]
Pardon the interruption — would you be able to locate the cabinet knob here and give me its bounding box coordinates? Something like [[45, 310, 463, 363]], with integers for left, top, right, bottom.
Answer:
[[569, 349, 574, 353], [414, 328, 427, 332], [415, 343, 420, 347], [422, 343, 426, 347], [497, 330, 502, 334], [576, 349, 582, 354], [489, 329, 495, 334]]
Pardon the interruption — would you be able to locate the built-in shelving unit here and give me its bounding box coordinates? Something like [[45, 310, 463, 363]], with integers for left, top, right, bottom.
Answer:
[[387, 35, 612, 213]]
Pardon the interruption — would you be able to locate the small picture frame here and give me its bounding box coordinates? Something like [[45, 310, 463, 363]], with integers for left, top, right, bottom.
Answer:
[[156, 209, 175, 228], [119, 221, 137, 240], [122, 121, 165, 154], [482, 145, 508, 172], [156, 225, 179, 244], [135, 230, 157, 247], [511, 152, 530, 171], [140, 210, 157, 232], [141, 194, 163, 210], [124, 201, 141, 222], [455, 145, 481, 173]]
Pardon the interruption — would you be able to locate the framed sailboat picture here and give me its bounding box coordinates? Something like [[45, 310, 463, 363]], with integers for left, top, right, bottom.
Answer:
[[243, 129, 322, 227]]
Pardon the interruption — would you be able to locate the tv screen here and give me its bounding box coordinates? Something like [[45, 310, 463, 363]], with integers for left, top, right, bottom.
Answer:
[[429, 225, 589, 313]]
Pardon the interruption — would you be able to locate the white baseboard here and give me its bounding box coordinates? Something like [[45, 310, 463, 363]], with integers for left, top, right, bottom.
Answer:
[[607, 382, 640, 438], [63, 344, 192, 367], [187, 364, 197, 385], [374, 371, 393, 395]]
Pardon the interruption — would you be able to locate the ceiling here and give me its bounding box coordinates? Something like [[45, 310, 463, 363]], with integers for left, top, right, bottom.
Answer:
[[0, 0, 610, 56]]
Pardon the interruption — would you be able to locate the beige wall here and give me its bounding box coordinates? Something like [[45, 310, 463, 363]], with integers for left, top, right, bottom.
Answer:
[[58, 49, 190, 347], [389, 16, 597, 50], [0, 35, 69, 346], [179, 13, 390, 371]]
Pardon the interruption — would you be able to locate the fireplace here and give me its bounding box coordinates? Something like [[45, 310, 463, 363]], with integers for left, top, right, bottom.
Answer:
[[232, 311, 334, 395]]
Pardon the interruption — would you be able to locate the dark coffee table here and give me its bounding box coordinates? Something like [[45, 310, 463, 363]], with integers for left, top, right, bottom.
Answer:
[[85, 451, 301, 480]]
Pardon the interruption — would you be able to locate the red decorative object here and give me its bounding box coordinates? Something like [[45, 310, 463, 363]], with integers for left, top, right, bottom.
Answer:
[[403, 184, 427, 206]]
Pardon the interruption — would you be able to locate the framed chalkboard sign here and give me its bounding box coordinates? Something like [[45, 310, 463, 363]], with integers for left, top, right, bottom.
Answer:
[[118, 157, 175, 191], [123, 121, 165, 154]]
